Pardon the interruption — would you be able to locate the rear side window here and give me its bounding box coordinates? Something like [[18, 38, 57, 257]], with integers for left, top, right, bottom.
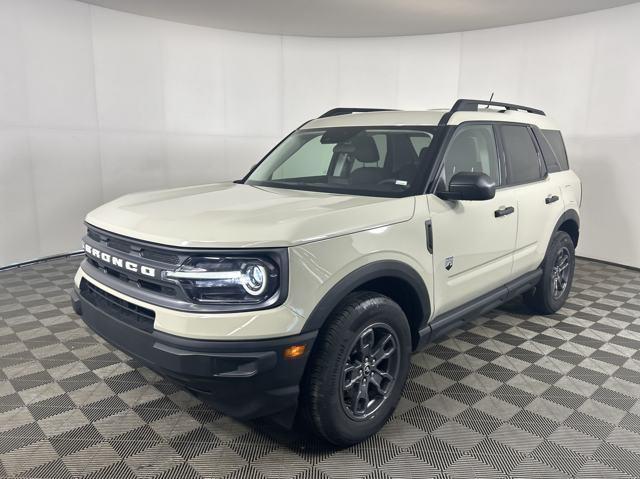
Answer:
[[541, 129, 569, 171], [500, 125, 543, 184]]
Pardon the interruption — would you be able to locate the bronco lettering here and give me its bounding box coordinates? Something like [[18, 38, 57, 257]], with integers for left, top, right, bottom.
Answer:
[[82, 243, 156, 278]]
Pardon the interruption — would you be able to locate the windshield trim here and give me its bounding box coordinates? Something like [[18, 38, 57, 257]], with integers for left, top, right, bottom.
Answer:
[[246, 180, 412, 198]]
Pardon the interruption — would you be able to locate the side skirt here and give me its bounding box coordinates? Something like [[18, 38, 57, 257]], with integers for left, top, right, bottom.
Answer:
[[416, 268, 542, 350]]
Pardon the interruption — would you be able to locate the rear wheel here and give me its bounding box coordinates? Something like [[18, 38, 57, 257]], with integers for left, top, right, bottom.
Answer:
[[300, 291, 411, 447], [524, 231, 575, 314]]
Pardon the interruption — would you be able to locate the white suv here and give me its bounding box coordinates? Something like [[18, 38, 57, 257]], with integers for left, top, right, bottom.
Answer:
[[71, 99, 581, 446]]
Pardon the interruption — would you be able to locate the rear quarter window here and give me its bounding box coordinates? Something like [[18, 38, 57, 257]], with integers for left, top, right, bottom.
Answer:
[[540, 129, 569, 172]]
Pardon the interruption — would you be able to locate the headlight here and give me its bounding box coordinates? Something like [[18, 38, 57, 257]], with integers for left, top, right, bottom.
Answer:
[[242, 263, 267, 296], [163, 256, 280, 305]]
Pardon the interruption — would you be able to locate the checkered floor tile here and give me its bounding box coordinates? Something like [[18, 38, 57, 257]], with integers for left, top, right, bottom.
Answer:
[[1, 256, 640, 478]]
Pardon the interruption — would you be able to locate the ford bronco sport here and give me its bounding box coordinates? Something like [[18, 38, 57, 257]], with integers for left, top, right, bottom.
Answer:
[[71, 99, 581, 446]]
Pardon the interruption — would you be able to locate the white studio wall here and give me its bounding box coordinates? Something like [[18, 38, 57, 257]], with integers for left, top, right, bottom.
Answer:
[[1, 0, 639, 268]]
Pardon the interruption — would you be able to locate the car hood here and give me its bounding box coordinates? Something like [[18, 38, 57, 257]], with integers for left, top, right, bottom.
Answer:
[[85, 182, 416, 248]]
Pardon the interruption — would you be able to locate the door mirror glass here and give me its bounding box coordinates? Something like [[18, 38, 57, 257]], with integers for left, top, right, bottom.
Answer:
[[437, 171, 496, 201]]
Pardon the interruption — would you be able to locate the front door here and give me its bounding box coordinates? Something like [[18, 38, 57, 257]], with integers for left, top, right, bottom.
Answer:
[[427, 123, 518, 316]]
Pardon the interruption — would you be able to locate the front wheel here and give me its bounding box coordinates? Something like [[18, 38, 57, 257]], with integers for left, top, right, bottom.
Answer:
[[524, 231, 575, 314], [300, 291, 411, 447]]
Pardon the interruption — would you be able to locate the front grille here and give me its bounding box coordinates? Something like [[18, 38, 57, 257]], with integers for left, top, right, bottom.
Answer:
[[87, 227, 181, 265], [86, 258, 178, 297], [142, 249, 180, 264], [108, 238, 133, 254], [80, 279, 155, 333], [87, 228, 102, 243]]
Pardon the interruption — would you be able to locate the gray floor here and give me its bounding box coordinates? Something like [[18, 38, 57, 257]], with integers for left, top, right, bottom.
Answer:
[[1, 257, 640, 478]]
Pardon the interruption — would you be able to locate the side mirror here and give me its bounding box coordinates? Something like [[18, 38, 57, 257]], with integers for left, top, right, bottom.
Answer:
[[437, 171, 496, 201]]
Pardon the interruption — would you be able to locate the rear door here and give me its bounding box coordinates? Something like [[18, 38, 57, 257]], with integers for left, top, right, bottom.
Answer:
[[427, 123, 518, 316], [498, 124, 564, 277]]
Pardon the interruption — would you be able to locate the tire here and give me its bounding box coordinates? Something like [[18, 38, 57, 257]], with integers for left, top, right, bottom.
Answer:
[[524, 231, 575, 314], [299, 291, 411, 447]]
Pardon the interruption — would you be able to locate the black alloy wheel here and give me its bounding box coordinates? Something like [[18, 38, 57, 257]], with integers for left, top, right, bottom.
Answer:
[[340, 323, 400, 420]]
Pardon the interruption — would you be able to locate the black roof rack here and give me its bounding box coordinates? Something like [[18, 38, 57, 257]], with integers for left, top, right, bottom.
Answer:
[[318, 107, 395, 118], [438, 98, 545, 126]]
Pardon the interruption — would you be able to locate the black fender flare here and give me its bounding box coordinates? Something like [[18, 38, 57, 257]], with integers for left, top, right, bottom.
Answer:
[[531, 208, 581, 289], [301, 260, 431, 334], [552, 209, 580, 244]]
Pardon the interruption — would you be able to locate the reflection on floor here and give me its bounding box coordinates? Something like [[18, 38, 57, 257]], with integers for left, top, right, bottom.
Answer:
[[1, 256, 640, 478]]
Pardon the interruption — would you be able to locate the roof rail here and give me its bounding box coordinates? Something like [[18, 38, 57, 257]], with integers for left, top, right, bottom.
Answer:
[[438, 98, 545, 126], [318, 107, 395, 118]]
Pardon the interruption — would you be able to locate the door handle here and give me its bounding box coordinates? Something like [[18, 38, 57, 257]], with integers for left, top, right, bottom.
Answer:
[[494, 206, 515, 218], [545, 195, 559, 204]]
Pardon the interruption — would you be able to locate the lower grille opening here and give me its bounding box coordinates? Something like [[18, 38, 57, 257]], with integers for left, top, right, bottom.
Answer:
[[80, 279, 155, 333]]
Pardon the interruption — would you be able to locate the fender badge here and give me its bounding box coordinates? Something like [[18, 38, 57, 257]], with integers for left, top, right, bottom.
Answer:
[[445, 256, 454, 271]]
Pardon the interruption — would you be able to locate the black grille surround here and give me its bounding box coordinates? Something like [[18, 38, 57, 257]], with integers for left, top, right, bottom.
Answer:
[[82, 224, 289, 313], [80, 278, 155, 332], [87, 227, 180, 264]]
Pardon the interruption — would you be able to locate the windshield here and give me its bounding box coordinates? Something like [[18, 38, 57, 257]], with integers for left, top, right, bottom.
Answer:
[[245, 126, 437, 196]]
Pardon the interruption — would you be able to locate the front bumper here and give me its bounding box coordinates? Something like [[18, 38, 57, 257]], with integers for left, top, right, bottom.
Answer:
[[70, 285, 317, 422]]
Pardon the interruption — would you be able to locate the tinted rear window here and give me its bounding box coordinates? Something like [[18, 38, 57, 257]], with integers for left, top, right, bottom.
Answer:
[[500, 125, 543, 184], [541, 129, 569, 171]]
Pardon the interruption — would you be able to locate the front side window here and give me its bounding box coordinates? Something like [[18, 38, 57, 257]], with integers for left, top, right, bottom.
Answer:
[[501, 125, 543, 184], [437, 124, 500, 190], [246, 127, 436, 196]]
